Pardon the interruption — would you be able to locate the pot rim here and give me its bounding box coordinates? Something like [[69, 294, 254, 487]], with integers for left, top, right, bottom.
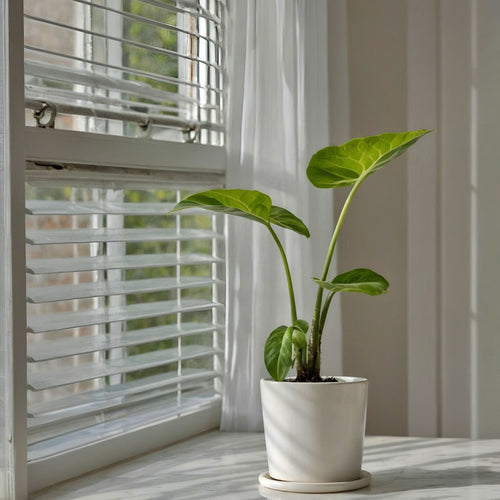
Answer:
[[261, 376, 367, 385]]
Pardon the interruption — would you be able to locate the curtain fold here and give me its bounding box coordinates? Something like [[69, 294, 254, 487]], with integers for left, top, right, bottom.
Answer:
[[221, 0, 337, 431]]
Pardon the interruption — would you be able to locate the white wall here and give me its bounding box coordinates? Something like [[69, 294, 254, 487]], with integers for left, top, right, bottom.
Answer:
[[330, 0, 500, 437], [475, 0, 500, 438], [341, 0, 410, 437]]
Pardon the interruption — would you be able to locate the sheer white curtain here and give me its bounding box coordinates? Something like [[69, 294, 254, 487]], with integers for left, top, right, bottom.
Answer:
[[221, 0, 338, 431]]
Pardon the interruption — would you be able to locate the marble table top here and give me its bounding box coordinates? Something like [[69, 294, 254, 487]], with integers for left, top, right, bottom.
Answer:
[[31, 432, 500, 499]]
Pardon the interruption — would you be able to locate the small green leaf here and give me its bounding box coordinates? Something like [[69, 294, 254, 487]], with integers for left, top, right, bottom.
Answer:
[[292, 328, 307, 352], [307, 130, 431, 188], [291, 320, 308, 369], [313, 268, 389, 296], [270, 206, 310, 238], [292, 319, 309, 334], [169, 189, 272, 224], [264, 326, 293, 381]]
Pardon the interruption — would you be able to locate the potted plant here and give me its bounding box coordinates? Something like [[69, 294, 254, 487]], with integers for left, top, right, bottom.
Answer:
[[170, 130, 430, 493]]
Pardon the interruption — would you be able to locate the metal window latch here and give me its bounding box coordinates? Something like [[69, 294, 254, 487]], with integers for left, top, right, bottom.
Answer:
[[33, 101, 57, 128], [139, 118, 152, 133], [183, 123, 199, 143]]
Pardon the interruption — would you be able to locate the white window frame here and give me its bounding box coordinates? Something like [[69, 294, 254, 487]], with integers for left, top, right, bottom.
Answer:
[[3, 1, 227, 495], [2, 0, 28, 498]]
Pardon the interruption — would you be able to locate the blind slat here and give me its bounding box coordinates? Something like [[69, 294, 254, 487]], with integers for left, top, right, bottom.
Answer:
[[28, 345, 222, 390], [28, 385, 218, 447], [26, 253, 221, 275], [28, 322, 222, 361], [28, 368, 217, 418], [26, 200, 205, 215], [29, 376, 218, 430], [24, 58, 198, 105], [27, 276, 221, 303], [25, 59, 219, 102], [26, 227, 219, 245], [27, 299, 222, 333], [27, 390, 221, 461], [25, 85, 191, 118], [25, 15, 222, 71]]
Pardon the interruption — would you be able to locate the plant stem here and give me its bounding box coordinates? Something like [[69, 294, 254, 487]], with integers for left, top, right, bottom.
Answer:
[[309, 176, 366, 377], [268, 225, 308, 379], [267, 225, 297, 324], [319, 292, 335, 333]]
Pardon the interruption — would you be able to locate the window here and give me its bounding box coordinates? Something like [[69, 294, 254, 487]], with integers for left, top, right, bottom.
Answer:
[[21, 0, 226, 491]]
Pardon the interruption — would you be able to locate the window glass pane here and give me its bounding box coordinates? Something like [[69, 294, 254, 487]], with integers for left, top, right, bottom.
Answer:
[[26, 179, 225, 460]]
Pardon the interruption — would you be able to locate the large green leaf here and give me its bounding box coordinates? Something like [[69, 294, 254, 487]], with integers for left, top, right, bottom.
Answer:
[[313, 268, 389, 296], [169, 189, 272, 224], [307, 130, 431, 188], [264, 325, 293, 381], [170, 189, 309, 238], [270, 206, 310, 237]]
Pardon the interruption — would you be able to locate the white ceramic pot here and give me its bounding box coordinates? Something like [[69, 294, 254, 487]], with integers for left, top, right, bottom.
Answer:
[[260, 376, 368, 483]]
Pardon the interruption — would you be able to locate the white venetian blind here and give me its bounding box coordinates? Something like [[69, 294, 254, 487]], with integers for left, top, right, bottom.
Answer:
[[24, 0, 224, 145], [25, 168, 226, 461]]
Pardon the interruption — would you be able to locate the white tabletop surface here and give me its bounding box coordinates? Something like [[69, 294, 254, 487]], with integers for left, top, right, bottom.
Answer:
[[31, 432, 500, 499]]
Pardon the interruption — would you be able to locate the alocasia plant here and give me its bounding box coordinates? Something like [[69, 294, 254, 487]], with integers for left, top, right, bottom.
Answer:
[[170, 130, 431, 382]]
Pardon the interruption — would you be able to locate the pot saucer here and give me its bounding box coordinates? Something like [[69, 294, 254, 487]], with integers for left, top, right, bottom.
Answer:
[[258, 470, 371, 493]]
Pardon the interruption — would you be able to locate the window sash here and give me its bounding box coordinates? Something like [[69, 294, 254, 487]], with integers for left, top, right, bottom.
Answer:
[[24, 127, 225, 175], [24, 0, 225, 143]]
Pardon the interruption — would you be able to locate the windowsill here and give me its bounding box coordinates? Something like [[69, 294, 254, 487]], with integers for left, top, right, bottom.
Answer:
[[30, 432, 500, 499]]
